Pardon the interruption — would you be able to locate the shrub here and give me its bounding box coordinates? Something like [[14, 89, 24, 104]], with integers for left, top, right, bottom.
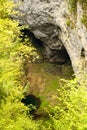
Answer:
[[81, 15, 87, 28], [68, 0, 77, 12], [67, 0, 87, 28], [0, 1, 40, 130], [47, 78, 87, 130]]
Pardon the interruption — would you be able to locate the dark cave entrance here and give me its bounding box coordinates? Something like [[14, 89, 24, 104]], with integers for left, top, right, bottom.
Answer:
[[20, 28, 74, 77], [21, 94, 41, 114], [20, 29, 74, 119], [20, 28, 71, 65]]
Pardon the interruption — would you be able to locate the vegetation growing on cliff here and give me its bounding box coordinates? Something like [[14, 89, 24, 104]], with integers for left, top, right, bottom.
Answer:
[[68, 0, 87, 27]]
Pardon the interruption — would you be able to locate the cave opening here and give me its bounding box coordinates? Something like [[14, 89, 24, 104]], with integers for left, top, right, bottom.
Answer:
[[20, 28, 74, 76], [20, 28, 74, 119], [20, 28, 71, 64]]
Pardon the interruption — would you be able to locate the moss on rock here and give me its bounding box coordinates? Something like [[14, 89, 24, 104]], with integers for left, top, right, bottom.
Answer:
[[68, 0, 87, 28]]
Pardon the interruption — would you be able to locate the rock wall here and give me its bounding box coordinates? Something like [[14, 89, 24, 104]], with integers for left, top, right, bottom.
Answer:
[[13, 0, 87, 76]]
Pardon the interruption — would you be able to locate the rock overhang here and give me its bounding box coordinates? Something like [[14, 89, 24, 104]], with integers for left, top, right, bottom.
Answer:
[[13, 0, 87, 75]]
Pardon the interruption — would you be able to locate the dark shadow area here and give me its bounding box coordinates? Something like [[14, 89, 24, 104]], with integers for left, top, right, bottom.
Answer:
[[21, 29, 45, 50], [20, 28, 71, 64], [21, 94, 41, 114], [20, 28, 46, 62]]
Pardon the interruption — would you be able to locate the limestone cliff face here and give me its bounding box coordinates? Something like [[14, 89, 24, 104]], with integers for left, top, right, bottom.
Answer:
[[14, 0, 87, 76]]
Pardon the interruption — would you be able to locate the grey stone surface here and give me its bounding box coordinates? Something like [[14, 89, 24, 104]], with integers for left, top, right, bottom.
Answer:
[[13, 0, 87, 76]]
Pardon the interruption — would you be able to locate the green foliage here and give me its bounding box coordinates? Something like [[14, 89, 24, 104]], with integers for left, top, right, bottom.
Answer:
[[81, 15, 87, 28], [68, 0, 77, 12], [46, 78, 87, 130], [0, 0, 40, 130], [66, 19, 75, 28], [67, 0, 87, 28], [66, 19, 72, 26], [81, 2, 87, 28], [0, 90, 39, 130]]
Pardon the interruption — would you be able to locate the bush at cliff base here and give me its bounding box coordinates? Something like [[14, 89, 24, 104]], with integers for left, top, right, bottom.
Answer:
[[46, 78, 87, 130]]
